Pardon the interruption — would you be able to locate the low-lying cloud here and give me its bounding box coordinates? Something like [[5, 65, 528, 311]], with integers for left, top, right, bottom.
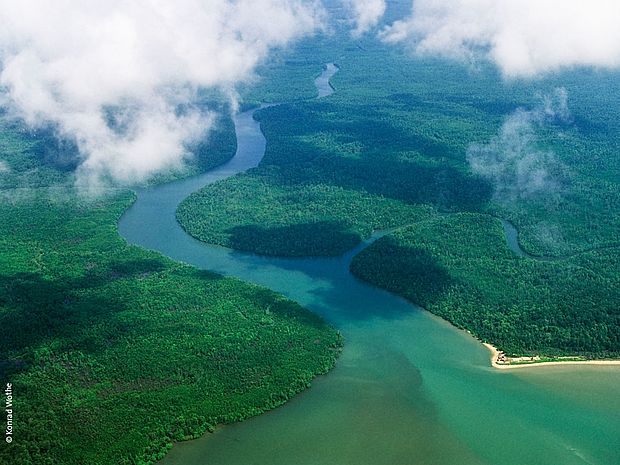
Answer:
[[0, 0, 328, 189], [381, 0, 620, 77], [344, 0, 386, 37], [467, 88, 569, 202], [5, 1, 615, 191]]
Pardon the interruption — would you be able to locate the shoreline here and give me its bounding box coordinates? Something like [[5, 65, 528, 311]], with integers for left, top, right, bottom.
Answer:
[[482, 343, 620, 370]]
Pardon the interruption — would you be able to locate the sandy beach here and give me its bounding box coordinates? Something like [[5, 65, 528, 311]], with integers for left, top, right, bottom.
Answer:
[[483, 343, 620, 370]]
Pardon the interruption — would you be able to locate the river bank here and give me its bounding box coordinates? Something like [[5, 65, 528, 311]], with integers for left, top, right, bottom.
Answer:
[[483, 342, 620, 370]]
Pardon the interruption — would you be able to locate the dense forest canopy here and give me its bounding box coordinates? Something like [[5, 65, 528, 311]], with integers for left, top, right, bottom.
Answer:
[[2, 1, 620, 463], [178, 25, 620, 357], [0, 112, 341, 465]]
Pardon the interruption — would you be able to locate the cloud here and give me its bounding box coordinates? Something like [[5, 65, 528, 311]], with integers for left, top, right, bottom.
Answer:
[[466, 88, 569, 201], [381, 0, 620, 77], [343, 0, 386, 37], [0, 0, 326, 189]]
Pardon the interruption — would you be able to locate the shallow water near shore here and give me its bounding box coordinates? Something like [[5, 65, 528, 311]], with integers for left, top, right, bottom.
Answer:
[[118, 66, 620, 465]]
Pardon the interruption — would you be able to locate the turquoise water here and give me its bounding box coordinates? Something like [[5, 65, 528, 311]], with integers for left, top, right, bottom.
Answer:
[[118, 66, 620, 465]]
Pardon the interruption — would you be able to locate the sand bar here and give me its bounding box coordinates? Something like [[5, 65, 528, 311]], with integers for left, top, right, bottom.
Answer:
[[482, 343, 620, 370]]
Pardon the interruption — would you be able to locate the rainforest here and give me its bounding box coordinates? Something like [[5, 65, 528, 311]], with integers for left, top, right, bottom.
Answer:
[[1, 1, 619, 465], [178, 37, 620, 358]]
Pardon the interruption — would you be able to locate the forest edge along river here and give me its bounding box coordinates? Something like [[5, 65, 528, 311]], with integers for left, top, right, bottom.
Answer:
[[118, 64, 620, 465]]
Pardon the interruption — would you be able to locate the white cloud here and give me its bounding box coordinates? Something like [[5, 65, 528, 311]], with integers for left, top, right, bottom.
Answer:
[[467, 88, 569, 201], [0, 0, 326, 188], [344, 0, 386, 37], [381, 0, 620, 77]]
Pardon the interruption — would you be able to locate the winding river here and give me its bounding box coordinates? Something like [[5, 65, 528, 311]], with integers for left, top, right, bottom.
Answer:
[[119, 65, 620, 465]]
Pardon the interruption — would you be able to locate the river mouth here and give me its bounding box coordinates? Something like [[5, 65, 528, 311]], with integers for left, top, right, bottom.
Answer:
[[118, 65, 620, 465]]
